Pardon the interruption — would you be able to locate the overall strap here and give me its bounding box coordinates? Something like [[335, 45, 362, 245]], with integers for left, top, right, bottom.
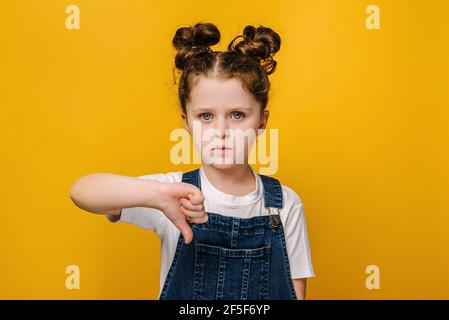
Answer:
[[181, 168, 201, 190], [259, 174, 284, 209]]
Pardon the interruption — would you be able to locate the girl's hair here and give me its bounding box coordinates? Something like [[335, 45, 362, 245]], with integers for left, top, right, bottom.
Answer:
[[172, 22, 281, 113]]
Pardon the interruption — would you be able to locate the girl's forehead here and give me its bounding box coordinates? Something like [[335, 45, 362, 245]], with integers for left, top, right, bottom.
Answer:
[[188, 77, 258, 111]]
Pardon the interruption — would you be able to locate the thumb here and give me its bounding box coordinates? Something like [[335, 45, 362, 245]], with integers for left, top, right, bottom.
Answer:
[[173, 218, 193, 244]]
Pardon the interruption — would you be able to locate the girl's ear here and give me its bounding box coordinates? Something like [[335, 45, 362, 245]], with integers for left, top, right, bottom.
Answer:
[[181, 111, 191, 135], [258, 110, 270, 134]]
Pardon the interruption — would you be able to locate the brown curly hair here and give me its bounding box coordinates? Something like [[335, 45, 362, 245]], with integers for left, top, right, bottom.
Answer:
[[172, 22, 281, 114]]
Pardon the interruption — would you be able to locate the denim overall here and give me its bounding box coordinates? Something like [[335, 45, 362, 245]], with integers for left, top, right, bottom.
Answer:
[[159, 169, 297, 300]]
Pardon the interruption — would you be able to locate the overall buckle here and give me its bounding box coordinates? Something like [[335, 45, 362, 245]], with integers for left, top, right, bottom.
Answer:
[[268, 208, 282, 229]]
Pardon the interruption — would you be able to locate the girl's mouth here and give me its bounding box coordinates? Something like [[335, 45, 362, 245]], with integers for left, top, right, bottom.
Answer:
[[212, 147, 232, 151]]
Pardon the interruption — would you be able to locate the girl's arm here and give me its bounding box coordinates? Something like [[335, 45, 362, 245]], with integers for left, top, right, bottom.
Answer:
[[293, 278, 307, 300], [68, 173, 207, 244], [69, 173, 164, 213]]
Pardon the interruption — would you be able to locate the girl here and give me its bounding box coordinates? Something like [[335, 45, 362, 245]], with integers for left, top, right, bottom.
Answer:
[[69, 22, 315, 300]]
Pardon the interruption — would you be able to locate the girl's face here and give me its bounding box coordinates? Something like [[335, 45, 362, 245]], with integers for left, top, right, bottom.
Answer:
[[182, 76, 269, 169]]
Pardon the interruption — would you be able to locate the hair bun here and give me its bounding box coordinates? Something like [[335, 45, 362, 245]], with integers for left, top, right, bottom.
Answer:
[[228, 25, 281, 75], [172, 22, 220, 70]]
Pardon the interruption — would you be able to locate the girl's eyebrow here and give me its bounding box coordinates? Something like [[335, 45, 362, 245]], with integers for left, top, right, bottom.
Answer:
[[192, 107, 214, 113], [193, 106, 252, 113], [229, 106, 253, 112]]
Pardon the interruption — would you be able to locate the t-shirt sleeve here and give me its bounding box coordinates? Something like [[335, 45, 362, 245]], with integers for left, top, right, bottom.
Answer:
[[108, 171, 182, 239], [117, 206, 168, 238], [282, 186, 316, 279]]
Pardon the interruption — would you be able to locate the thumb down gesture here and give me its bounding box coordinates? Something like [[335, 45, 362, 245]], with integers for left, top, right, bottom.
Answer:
[[156, 182, 207, 244]]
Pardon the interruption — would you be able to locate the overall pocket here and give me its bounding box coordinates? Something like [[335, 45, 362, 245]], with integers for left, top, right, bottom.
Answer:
[[192, 242, 271, 300]]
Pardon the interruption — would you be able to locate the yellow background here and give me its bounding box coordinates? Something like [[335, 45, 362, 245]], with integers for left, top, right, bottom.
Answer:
[[1, 0, 448, 299]]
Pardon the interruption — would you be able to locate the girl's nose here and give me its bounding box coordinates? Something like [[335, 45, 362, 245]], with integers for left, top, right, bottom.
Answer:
[[215, 118, 229, 139]]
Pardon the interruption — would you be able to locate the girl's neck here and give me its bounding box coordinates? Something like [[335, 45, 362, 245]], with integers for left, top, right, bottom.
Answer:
[[202, 164, 256, 196]]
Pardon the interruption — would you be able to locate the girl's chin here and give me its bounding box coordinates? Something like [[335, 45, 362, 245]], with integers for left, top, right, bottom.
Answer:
[[208, 163, 240, 170], [202, 155, 248, 169]]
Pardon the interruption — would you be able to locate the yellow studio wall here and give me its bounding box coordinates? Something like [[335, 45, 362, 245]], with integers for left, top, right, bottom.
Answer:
[[1, 0, 448, 299]]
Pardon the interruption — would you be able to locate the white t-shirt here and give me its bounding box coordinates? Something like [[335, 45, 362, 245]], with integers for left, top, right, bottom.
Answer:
[[111, 166, 315, 298]]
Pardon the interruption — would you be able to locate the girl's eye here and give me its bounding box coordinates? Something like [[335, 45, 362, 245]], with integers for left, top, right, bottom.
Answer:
[[231, 111, 245, 120], [199, 113, 213, 121]]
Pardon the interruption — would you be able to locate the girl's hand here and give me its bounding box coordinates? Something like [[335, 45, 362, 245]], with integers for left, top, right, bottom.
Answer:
[[155, 182, 207, 244]]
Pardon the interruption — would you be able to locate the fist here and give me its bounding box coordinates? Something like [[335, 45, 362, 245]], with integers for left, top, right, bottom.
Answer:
[[156, 182, 207, 244]]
